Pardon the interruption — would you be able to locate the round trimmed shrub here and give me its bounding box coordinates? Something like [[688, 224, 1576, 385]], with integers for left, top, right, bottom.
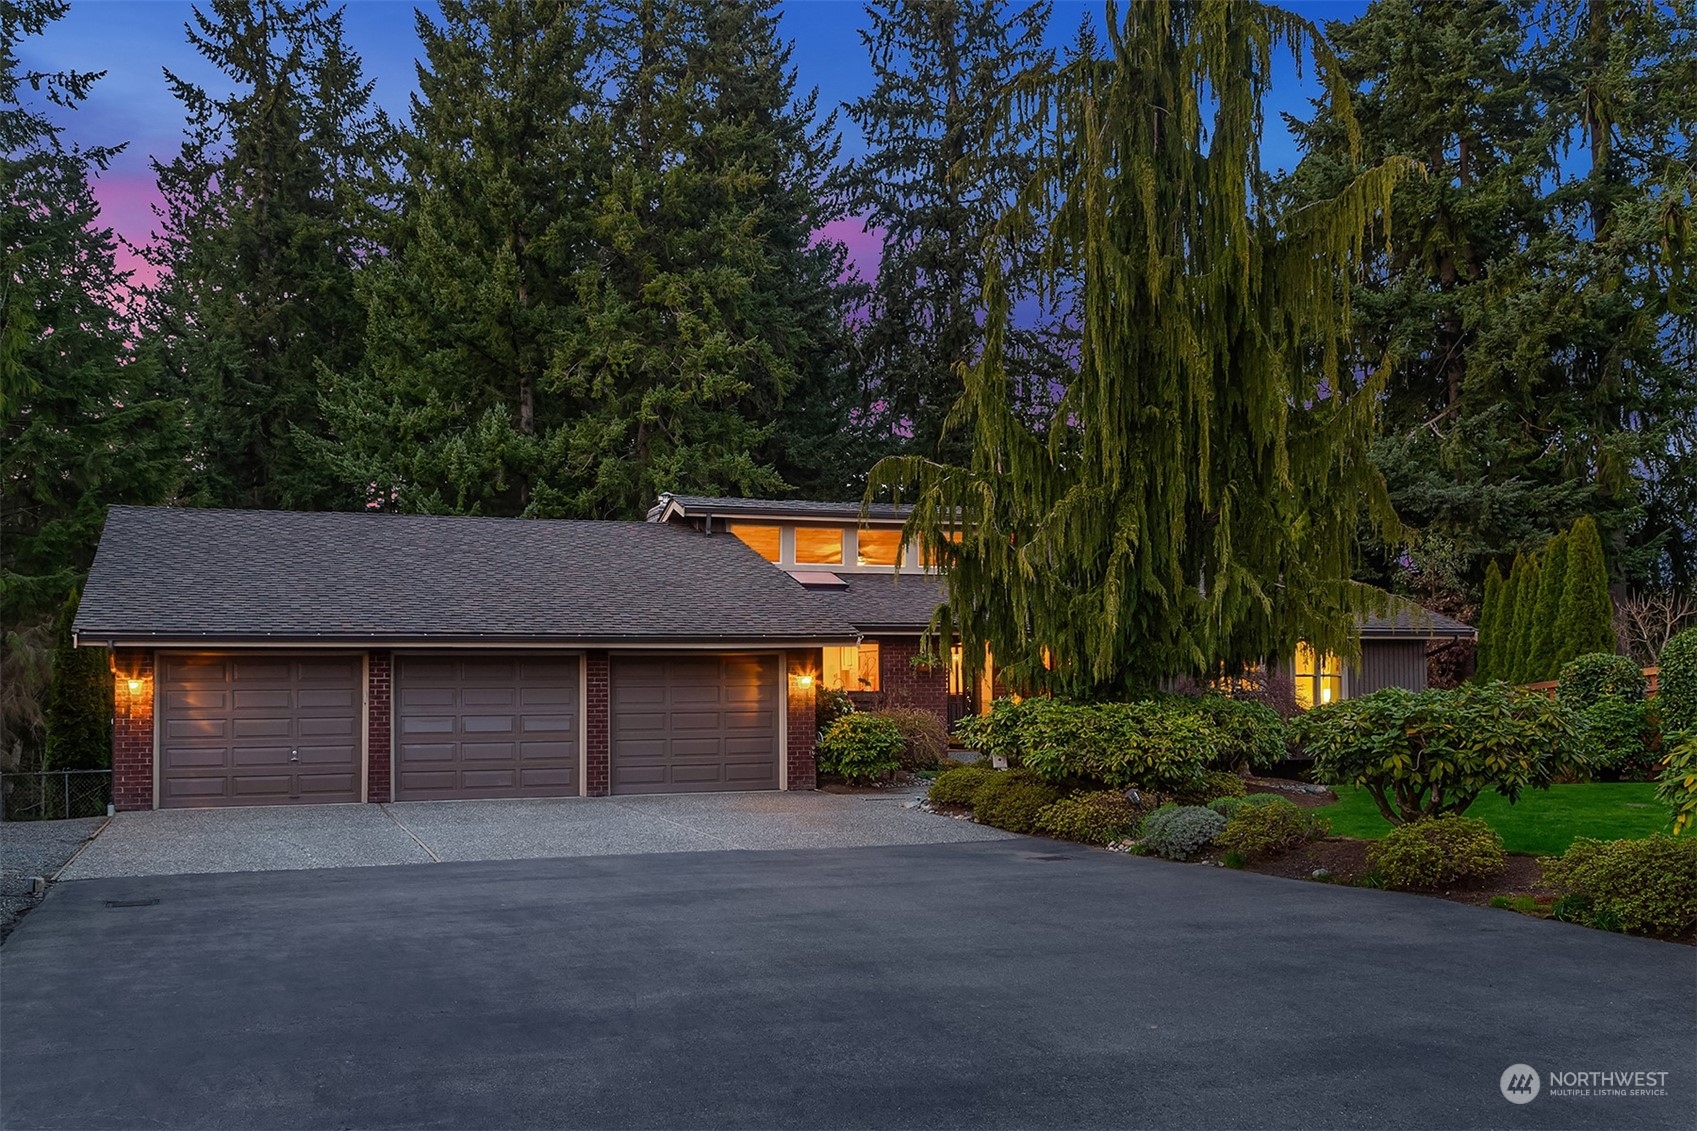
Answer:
[[1557, 653, 1646, 707], [1540, 834, 1697, 937], [1659, 628, 1697, 733], [1207, 793, 1286, 819], [927, 763, 996, 807], [1214, 798, 1327, 858], [816, 714, 905, 783], [1138, 805, 1227, 861], [1036, 790, 1157, 844], [865, 707, 949, 770], [1172, 769, 1246, 806], [970, 771, 1064, 834], [1365, 816, 1506, 890], [1163, 694, 1289, 770], [1578, 697, 1657, 778]]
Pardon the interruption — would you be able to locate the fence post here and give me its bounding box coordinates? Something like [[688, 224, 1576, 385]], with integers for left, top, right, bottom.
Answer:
[[63, 772, 71, 820]]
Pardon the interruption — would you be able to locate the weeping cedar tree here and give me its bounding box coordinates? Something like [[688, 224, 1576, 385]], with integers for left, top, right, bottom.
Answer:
[[872, 0, 1415, 698]]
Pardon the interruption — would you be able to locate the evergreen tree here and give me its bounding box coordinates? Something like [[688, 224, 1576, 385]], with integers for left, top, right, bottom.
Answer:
[[143, 0, 393, 511], [845, 0, 1061, 463], [1476, 559, 1505, 681], [44, 590, 109, 770], [1494, 553, 1528, 682], [1559, 514, 1616, 661], [557, 0, 862, 514], [1528, 531, 1569, 680], [1282, 0, 1695, 600], [873, 0, 1414, 696], [3, 0, 180, 757], [323, 0, 604, 516], [1510, 553, 1542, 683]]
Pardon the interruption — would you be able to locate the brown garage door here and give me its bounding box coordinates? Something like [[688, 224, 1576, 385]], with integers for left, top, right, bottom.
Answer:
[[393, 656, 580, 801], [157, 654, 362, 808], [610, 655, 779, 794]]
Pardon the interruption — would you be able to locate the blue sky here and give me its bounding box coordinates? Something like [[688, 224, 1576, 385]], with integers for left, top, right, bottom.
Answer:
[[26, 0, 1369, 281]]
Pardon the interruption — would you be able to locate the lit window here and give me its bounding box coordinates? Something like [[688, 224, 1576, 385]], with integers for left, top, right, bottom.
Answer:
[[729, 523, 780, 562], [920, 529, 963, 568], [949, 643, 965, 695], [856, 528, 902, 567], [822, 642, 880, 691], [795, 526, 843, 565], [1293, 643, 1342, 709]]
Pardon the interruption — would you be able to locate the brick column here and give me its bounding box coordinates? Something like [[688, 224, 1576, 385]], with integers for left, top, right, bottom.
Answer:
[[585, 651, 610, 796], [786, 649, 819, 791], [111, 649, 155, 811], [367, 652, 392, 803], [876, 636, 950, 718]]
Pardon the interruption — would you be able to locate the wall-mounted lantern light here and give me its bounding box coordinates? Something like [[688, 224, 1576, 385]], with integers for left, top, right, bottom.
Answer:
[[794, 672, 815, 689]]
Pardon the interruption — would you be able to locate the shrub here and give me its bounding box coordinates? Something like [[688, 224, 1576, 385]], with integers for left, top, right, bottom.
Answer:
[[866, 707, 949, 770], [928, 763, 996, 807], [1160, 694, 1288, 770], [1207, 793, 1285, 819], [1036, 790, 1156, 844], [815, 686, 855, 733], [1659, 628, 1697, 734], [1364, 816, 1506, 890], [966, 697, 1219, 791], [1170, 768, 1247, 806], [1138, 805, 1227, 861], [1215, 798, 1327, 859], [1656, 728, 1697, 836], [1166, 669, 1304, 720], [1557, 652, 1646, 707], [1540, 835, 1697, 937], [816, 714, 905, 783], [1293, 683, 1583, 825], [1578, 697, 1658, 778], [970, 771, 1064, 834]]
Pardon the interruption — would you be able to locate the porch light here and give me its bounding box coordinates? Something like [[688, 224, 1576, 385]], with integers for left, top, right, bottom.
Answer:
[[794, 672, 814, 689], [127, 678, 143, 696]]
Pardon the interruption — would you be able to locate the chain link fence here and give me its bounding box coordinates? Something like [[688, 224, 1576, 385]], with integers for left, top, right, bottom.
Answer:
[[0, 771, 112, 821]]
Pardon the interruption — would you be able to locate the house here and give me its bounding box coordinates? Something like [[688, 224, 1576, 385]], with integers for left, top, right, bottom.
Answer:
[[75, 498, 1473, 811]]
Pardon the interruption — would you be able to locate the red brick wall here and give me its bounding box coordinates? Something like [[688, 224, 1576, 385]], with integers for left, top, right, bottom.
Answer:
[[585, 651, 610, 796], [366, 652, 392, 803], [786, 649, 819, 790], [111, 649, 154, 811], [845, 636, 950, 723]]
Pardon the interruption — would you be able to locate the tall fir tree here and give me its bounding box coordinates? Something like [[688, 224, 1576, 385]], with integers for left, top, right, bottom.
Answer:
[[322, 0, 603, 516], [1282, 0, 1695, 601], [1510, 553, 1543, 683], [845, 0, 1062, 464], [1476, 559, 1505, 681], [3, 0, 179, 761], [873, 0, 1414, 696], [557, 0, 861, 514], [143, 0, 393, 511], [1528, 531, 1570, 679], [1559, 514, 1617, 660]]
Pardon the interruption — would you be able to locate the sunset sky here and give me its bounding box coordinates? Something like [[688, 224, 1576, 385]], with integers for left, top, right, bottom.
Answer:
[[25, 0, 1368, 284]]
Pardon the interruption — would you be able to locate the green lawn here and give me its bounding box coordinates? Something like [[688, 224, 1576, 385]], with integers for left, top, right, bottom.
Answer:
[[1312, 782, 1677, 856]]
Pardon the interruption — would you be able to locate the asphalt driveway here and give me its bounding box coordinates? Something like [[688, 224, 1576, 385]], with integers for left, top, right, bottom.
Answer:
[[3, 840, 1691, 1130], [58, 792, 1011, 879]]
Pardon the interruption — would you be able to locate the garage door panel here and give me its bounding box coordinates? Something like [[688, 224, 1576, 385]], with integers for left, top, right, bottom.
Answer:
[[610, 656, 779, 794], [393, 656, 580, 800], [158, 655, 363, 808]]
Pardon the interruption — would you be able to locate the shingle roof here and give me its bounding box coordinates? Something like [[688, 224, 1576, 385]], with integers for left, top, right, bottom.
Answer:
[[1359, 603, 1475, 639], [650, 494, 913, 523], [74, 507, 860, 645], [805, 573, 950, 633]]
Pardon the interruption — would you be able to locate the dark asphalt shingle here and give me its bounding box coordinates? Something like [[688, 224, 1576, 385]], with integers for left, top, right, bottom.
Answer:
[[1359, 604, 1475, 639], [74, 507, 859, 644], [805, 573, 949, 632]]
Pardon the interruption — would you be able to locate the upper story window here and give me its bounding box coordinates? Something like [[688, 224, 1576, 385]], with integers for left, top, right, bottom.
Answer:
[[794, 526, 844, 565], [921, 529, 963, 568], [856, 528, 903, 567], [729, 523, 780, 562], [1293, 643, 1342, 709]]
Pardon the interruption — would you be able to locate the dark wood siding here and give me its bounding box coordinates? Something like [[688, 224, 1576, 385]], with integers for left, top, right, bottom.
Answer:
[[1351, 640, 1429, 696]]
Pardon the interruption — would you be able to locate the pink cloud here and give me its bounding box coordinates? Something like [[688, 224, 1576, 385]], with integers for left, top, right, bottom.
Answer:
[[814, 215, 883, 282], [89, 170, 163, 291]]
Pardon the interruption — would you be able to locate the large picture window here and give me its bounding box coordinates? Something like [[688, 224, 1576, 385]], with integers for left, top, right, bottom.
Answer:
[[1293, 643, 1342, 709], [728, 523, 780, 562], [822, 642, 880, 692], [855, 528, 902, 567], [795, 527, 844, 565]]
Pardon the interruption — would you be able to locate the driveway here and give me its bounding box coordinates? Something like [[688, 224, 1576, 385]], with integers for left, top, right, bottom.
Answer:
[[58, 791, 1012, 879], [4, 840, 1692, 1130]]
